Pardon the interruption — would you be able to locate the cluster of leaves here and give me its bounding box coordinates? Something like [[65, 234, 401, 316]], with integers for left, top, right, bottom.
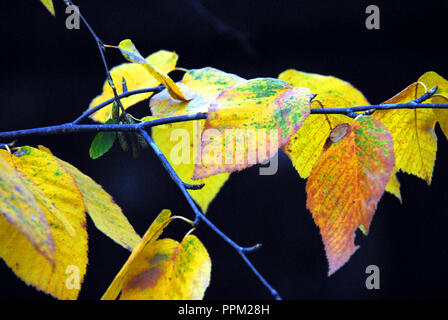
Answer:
[[91, 40, 448, 277], [0, 145, 211, 299], [0, 0, 446, 299]]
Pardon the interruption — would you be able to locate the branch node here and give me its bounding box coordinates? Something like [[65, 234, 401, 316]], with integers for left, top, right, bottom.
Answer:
[[362, 108, 376, 116], [414, 86, 438, 104], [184, 183, 205, 190], [242, 243, 263, 253], [0, 141, 16, 150], [345, 111, 358, 118]]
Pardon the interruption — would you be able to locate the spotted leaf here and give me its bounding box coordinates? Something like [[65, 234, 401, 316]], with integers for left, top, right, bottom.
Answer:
[[194, 78, 312, 179], [306, 116, 395, 275]]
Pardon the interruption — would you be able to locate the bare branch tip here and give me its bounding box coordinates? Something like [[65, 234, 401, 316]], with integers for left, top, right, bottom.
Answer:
[[184, 182, 205, 190], [242, 243, 263, 253]]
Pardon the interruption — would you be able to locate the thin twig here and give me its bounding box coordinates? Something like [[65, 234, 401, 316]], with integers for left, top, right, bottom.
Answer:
[[184, 183, 205, 190], [64, 0, 126, 115], [72, 86, 164, 124], [310, 86, 440, 116], [0, 113, 207, 140]]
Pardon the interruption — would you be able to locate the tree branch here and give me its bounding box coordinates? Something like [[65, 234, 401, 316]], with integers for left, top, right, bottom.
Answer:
[[0, 112, 207, 140], [6, 1, 446, 300], [310, 86, 441, 116], [138, 129, 282, 300], [72, 85, 164, 124], [2, 85, 446, 141]]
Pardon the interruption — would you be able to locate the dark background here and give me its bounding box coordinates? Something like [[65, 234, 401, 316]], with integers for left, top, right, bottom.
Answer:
[[0, 0, 447, 300]]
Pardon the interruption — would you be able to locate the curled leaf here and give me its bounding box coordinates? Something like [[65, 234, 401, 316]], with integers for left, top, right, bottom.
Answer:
[[88, 50, 178, 123], [120, 235, 211, 300], [103, 209, 210, 300], [117, 39, 187, 101]]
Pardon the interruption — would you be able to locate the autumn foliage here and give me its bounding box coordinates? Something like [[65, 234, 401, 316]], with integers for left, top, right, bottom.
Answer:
[[0, 0, 447, 300]]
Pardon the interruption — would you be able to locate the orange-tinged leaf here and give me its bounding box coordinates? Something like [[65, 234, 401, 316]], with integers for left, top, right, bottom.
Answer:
[[0, 147, 88, 299], [151, 68, 245, 212], [417, 71, 448, 139], [194, 78, 312, 179], [278, 69, 369, 178], [102, 210, 173, 300], [374, 82, 437, 184], [39, 0, 55, 16], [306, 116, 395, 275], [0, 153, 54, 262], [88, 50, 178, 123], [278, 69, 402, 201], [120, 235, 211, 300], [38, 146, 141, 251], [117, 40, 187, 101]]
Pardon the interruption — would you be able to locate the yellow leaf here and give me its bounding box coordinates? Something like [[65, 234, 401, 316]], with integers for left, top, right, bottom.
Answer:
[[0, 153, 54, 262], [374, 82, 437, 184], [417, 71, 448, 139], [194, 78, 312, 178], [182, 67, 246, 99], [102, 210, 173, 300], [278, 69, 369, 178], [279, 69, 369, 106], [154, 121, 230, 212], [0, 145, 140, 299], [385, 168, 402, 202], [102, 210, 211, 300], [0, 147, 88, 299], [88, 50, 178, 123], [120, 235, 211, 300], [151, 68, 245, 212], [117, 40, 187, 101], [38, 146, 141, 251], [39, 0, 55, 16]]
